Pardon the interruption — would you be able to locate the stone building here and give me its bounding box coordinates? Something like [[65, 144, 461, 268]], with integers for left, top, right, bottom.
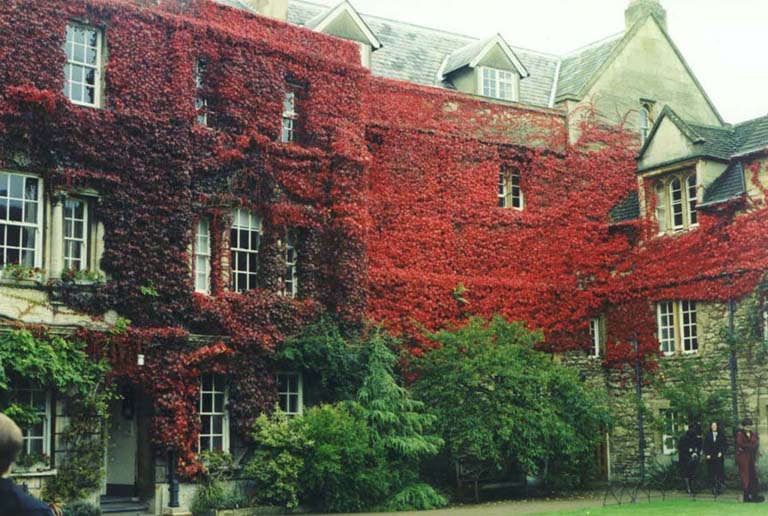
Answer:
[[0, 0, 766, 513]]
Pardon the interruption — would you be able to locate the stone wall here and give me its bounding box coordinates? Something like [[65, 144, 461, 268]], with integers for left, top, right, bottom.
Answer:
[[564, 295, 768, 480]]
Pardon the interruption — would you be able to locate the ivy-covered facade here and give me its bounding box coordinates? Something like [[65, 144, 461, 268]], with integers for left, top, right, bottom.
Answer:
[[1, 0, 767, 512]]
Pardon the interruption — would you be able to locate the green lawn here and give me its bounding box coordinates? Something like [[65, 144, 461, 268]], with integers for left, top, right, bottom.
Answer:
[[534, 499, 766, 515]]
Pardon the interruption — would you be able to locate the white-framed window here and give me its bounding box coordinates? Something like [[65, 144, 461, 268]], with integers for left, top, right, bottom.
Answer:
[[480, 67, 516, 101], [281, 87, 299, 143], [63, 24, 104, 108], [194, 59, 208, 126], [657, 300, 698, 355], [589, 317, 604, 357], [199, 374, 228, 452], [194, 217, 211, 294], [276, 372, 303, 417], [655, 172, 697, 233], [282, 231, 297, 298], [0, 172, 42, 268], [230, 208, 261, 293], [680, 300, 698, 353], [63, 197, 88, 271], [498, 168, 524, 209], [12, 380, 51, 457], [661, 409, 684, 455]]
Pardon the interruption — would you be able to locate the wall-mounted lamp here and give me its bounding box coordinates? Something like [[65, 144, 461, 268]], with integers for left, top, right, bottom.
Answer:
[[137, 354, 145, 367]]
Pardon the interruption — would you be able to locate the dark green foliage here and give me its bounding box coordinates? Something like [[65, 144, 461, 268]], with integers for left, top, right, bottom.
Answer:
[[191, 451, 236, 515], [62, 501, 101, 516], [245, 412, 311, 509], [376, 483, 448, 511], [0, 330, 110, 503], [654, 353, 733, 431], [274, 316, 363, 403], [301, 401, 391, 512], [413, 316, 611, 487]]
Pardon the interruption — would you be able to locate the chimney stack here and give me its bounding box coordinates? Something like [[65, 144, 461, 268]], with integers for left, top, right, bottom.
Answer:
[[241, 0, 288, 22], [625, 0, 667, 32]]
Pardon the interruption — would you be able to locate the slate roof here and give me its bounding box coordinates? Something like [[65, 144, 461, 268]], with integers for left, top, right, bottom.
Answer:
[[687, 123, 736, 160], [556, 34, 623, 100], [701, 161, 745, 207], [609, 190, 640, 223], [733, 115, 768, 156]]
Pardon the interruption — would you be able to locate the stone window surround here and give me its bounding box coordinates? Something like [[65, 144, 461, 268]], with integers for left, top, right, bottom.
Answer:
[[0, 172, 105, 281], [654, 170, 698, 234]]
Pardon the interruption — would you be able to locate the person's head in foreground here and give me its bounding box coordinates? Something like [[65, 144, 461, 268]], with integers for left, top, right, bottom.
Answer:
[[0, 412, 23, 477]]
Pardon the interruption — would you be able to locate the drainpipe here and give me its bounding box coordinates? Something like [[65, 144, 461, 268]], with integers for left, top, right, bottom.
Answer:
[[634, 339, 645, 481], [728, 299, 738, 425]]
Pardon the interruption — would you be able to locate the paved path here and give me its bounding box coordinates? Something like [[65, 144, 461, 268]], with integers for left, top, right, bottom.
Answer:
[[339, 493, 606, 516], [336, 490, 745, 516]]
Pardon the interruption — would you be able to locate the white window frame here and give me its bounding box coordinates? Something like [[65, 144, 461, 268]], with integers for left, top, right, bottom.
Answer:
[[661, 409, 683, 456], [657, 301, 676, 356], [276, 372, 303, 417], [229, 208, 262, 293], [198, 374, 229, 453], [63, 23, 104, 108], [12, 381, 51, 457], [639, 102, 654, 144], [0, 172, 43, 269], [63, 197, 88, 271], [589, 317, 602, 358], [657, 300, 698, 355], [498, 169, 524, 210], [281, 87, 299, 143], [195, 59, 208, 126], [194, 217, 211, 294], [479, 67, 517, 102], [282, 231, 298, 298], [680, 300, 698, 354]]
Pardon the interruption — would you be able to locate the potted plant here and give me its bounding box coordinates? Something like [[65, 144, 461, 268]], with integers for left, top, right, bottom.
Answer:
[[61, 268, 105, 286], [1, 264, 45, 284]]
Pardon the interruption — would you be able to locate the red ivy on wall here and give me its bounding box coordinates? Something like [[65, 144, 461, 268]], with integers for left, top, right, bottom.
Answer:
[[3, 0, 768, 474]]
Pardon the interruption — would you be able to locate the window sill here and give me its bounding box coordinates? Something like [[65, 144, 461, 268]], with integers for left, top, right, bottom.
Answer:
[[11, 467, 56, 477], [0, 277, 45, 288]]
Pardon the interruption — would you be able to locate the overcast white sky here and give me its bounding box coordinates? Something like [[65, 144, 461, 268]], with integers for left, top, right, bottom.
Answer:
[[308, 0, 768, 124]]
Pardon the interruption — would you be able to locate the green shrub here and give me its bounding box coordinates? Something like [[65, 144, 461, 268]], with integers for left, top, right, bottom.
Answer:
[[302, 401, 392, 512], [62, 501, 101, 516], [376, 483, 448, 511], [190, 480, 226, 515], [244, 411, 311, 509]]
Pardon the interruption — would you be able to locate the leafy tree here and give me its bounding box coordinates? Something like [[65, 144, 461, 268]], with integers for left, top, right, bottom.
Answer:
[[412, 316, 610, 486]]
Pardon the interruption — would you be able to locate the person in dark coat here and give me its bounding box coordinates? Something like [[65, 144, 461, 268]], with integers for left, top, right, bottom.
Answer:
[[703, 421, 727, 493], [0, 413, 54, 516], [736, 418, 764, 503], [678, 423, 701, 495]]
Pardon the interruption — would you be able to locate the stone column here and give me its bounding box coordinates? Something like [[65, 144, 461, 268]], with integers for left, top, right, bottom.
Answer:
[[49, 193, 65, 279]]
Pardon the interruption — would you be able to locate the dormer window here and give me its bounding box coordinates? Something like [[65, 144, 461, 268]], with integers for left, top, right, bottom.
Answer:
[[480, 67, 517, 101], [654, 172, 697, 233]]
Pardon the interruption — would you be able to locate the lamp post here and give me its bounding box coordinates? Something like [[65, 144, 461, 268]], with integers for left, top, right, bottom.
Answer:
[[167, 449, 180, 508]]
